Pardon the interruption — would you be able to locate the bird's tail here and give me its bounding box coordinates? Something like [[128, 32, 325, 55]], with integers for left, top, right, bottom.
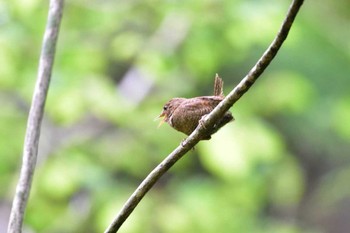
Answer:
[[213, 73, 224, 97]]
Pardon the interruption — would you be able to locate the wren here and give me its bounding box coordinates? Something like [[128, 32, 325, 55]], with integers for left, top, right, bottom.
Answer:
[[156, 74, 234, 140]]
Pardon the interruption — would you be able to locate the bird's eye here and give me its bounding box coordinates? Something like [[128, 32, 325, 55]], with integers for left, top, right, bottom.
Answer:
[[163, 105, 168, 111]]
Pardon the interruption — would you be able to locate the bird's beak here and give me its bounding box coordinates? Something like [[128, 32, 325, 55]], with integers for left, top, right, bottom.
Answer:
[[155, 112, 166, 128]]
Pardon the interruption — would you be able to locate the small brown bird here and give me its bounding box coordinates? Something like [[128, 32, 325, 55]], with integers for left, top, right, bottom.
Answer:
[[156, 74, 234, 140]]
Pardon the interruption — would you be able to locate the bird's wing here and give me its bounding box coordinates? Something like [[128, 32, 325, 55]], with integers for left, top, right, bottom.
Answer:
[[179, 96, 223, 115]]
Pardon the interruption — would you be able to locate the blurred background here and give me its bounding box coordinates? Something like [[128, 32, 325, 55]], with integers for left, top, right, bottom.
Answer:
[[1, 0, 350, 232]]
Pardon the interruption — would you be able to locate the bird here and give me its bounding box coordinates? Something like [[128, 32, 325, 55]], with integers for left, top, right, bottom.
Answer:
[[156, 74, 234, 140]]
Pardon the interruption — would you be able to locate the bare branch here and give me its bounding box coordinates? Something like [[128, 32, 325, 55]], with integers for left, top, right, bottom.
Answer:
[[105, 0, 304, 232], [7, 1, 64, 233]]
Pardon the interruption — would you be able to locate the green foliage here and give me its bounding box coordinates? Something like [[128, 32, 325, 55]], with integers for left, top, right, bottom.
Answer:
[[1, 0, 350, 232]]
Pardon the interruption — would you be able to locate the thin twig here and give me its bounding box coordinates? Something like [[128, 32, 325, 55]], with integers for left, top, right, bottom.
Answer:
[[105, 0, 304, 232], [7, 1, 64, 233]]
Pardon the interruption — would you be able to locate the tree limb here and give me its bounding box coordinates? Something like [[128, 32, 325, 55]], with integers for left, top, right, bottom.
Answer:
[[105, 0, 304, 232], [7, 1, 64, 233]]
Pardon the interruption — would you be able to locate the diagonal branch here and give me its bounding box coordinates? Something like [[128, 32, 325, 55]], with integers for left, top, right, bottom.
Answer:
[[7, 1, 64, 233], [104, 0, 304, 232]]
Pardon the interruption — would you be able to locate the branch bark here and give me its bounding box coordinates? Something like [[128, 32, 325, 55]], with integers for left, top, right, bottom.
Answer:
[[105, 0, 304, 232], [7, 1, 64, 233]]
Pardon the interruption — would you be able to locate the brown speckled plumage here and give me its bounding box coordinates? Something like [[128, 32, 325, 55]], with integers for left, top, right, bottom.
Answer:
[[157, 75, 234, 139]]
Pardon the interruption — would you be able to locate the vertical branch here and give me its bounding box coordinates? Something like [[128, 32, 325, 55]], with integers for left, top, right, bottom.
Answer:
[[7, 1, 64, 233]]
